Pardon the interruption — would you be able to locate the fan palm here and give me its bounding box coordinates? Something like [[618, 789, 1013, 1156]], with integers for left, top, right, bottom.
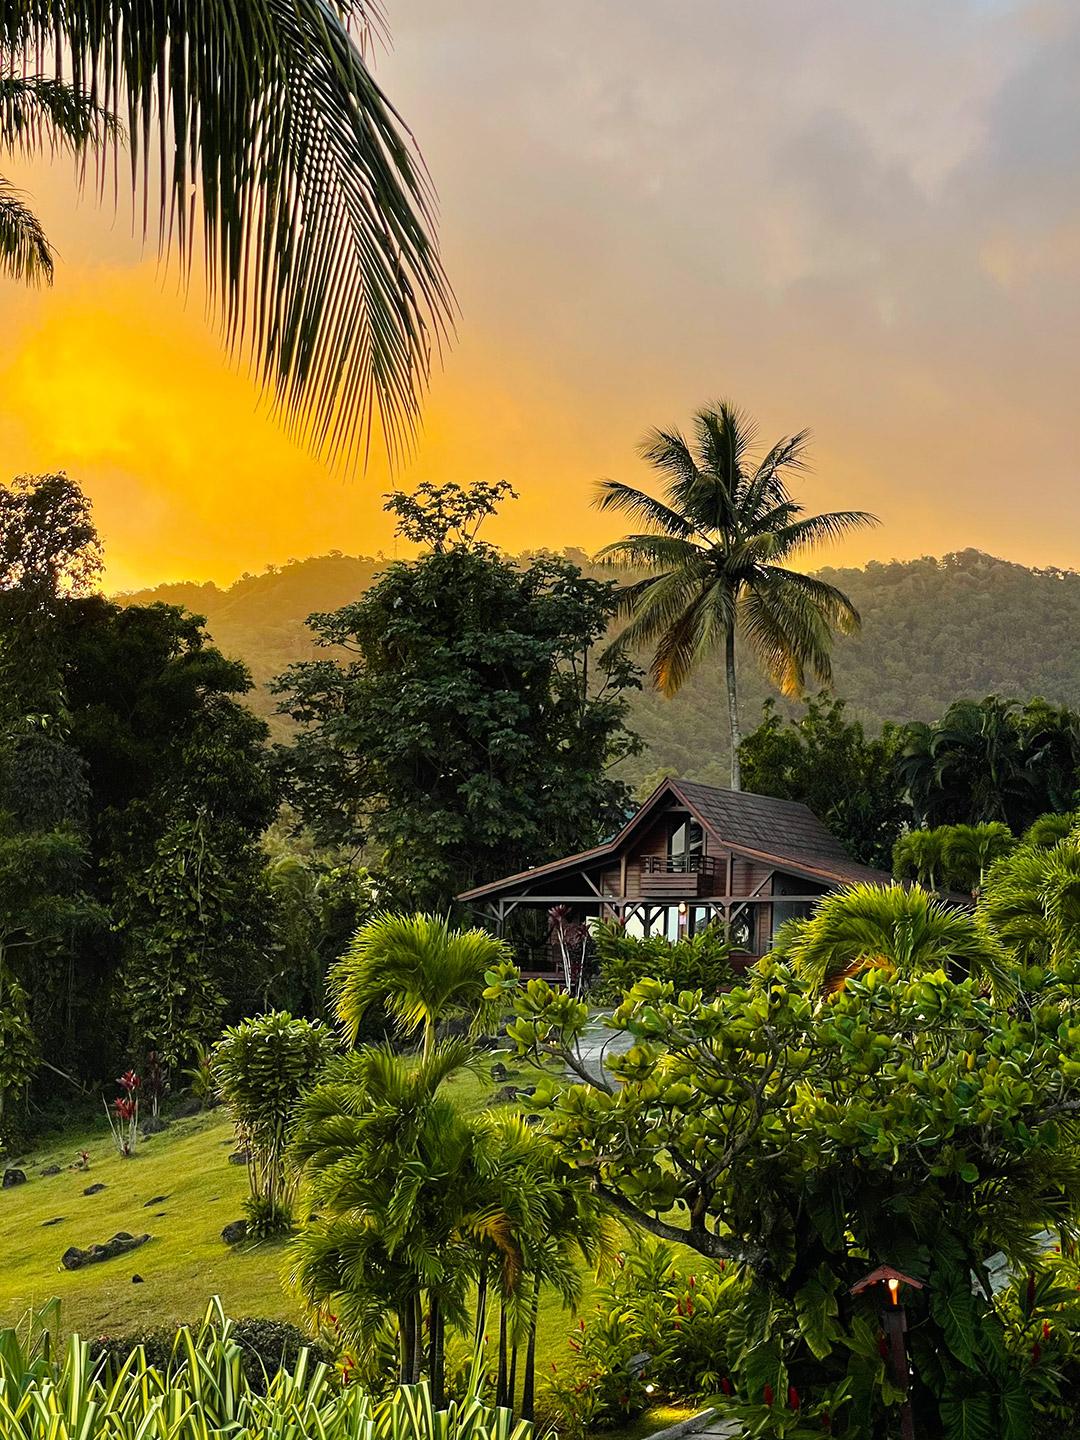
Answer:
[[787, 881, 1015, 1002], [330, 912, 510, 1058], [0, 2, 450, 465], [595, 402, 877, 788]]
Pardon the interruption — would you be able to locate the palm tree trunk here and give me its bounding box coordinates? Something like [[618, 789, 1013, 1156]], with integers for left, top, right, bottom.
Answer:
[[725, 622, 742, 790], [496, 1299, 508, 1407], [508, 1342, 518, 1416], [399, 1305, 413, 1384], [411, 1291, 424, 1384], [521, 1288, 540, 1421], [474, 1255, 489, 1348]]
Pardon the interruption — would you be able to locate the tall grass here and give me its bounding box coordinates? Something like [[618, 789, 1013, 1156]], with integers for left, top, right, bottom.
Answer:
[[0, 1299, 535, 1440]]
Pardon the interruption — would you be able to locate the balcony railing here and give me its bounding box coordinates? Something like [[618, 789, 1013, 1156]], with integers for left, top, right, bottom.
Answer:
[[641, 854, 717, 876], [639, 854, 719, 896]]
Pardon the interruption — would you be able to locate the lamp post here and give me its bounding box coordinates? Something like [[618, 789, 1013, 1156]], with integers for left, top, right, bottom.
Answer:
[[850, 1265, 924, 1440]]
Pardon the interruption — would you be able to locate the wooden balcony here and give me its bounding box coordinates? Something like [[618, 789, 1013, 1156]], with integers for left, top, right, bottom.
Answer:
[[639, 854, 719, 898]]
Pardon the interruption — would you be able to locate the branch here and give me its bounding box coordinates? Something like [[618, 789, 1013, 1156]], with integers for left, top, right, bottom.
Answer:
[[595, 1182, 754, 1265]]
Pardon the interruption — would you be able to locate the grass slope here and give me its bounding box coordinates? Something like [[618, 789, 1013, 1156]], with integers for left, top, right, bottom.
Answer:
[[0, 1071, 593, 1383], [0, 1111, 292, 1335]]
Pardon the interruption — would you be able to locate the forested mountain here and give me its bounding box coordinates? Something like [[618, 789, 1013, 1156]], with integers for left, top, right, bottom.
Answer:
[[118, 547, 1080, 787]]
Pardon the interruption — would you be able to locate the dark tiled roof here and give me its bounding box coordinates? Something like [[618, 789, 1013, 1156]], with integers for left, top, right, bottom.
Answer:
[[669, 779, 891, 885], [458, 777, 894, 901]]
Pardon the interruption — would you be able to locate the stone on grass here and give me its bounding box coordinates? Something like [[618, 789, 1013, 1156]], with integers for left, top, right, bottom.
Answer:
[[491, 1085, 520, 1104], [2, 1169, 27, 1188], [61, 1232, 151, 1270], [228, 1151, 249, 1166], [41, 1216, 65, 1227], [143, 1194, 168, 1207], [40, 1165, 61, 1177], [490, 1061, 509, 1083], [140, 1115, 169, 1137], [83, 1183, 107, 1196], [132, 1274, 144, 1284], [221, 1220, 248, 1246]]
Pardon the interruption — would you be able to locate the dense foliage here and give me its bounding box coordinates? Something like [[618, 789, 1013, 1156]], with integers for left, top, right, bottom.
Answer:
[[590, 918, 734, 1000], [489, 877, 1080, 1437], [739, 695, 911, 867], [275, 484, 641, 909]]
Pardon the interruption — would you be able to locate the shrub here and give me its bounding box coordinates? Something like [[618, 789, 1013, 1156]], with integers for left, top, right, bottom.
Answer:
[[591, 920, 734, 999], [89, 1316, 333, 1394], [212, 1010, 335, 1235]]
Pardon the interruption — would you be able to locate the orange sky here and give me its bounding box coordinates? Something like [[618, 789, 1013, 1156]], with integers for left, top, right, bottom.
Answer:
[[2, 0, 1079, 592]]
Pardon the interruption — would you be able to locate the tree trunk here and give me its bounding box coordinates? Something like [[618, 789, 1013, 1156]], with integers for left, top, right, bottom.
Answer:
[[411, 1291, 424, 1384], [521, 1288, 539, 1421], [428, 1294, 444, 1406], [474, 1256, 489, 1349], [725, 622, 741, 790], [399, 1305, 413, 1385], [496, 1300, 508, 1407], [508, 1342, 518, 1417]]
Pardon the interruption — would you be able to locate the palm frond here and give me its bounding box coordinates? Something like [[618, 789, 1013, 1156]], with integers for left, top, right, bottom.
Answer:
[[757, 566, 862, 633], [0, 178, 52, 283], [595, 532, 705, 572], [0, 0, 452, 467], [0, 74, 118, 153], [593, 479, 695, 537], [765, 509, 879, 560]]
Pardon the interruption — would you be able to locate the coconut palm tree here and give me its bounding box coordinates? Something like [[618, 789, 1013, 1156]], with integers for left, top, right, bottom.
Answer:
[[0, 3, 450, 465], [595, 402, 877, 789], [786, 881, 1014, 1001], [330, 912, 510, 1058]]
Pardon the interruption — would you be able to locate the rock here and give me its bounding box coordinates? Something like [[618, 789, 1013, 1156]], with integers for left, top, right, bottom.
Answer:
[[40, 1165, 61, 1177], [2, 1169, 27, 1188], [491, 1085, 520, 1104], [83, 1183, 106, 1196], [221, 1220, 248, 1246], [132, 1274, 144, 1284], [489, 1061, 509, 1083], [143, 1194, 169, 1207], [228, 1151, 249, 1166], [41, 1216, 65, 1227], [172, 1097, 203, 1119], [61, 1232, 151, 1270], [140, 1114, 169, 1137]]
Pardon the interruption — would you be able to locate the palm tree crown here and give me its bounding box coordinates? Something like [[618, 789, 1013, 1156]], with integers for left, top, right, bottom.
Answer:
[[330, 911, 510, 1057], [0, 2, 451, 466], [595, 401, 877, 788]]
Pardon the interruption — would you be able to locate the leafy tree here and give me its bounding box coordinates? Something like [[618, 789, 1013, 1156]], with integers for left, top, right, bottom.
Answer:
[[892, 822, 1014, 897], [490, 918, 1080, 1436], [899, 696, 1080, 832], [1, 3, 450, 462], [212, 1010, 336, 1236], [275, 483, 641, 909], [264, 843, 375, 1019], [595, 402, 876, 788], [739, 695, 910, 866], [330, 912, 510, 1057]]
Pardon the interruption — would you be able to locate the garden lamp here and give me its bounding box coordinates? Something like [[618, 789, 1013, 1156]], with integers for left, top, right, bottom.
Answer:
[[850, 1265, 925, 1440]]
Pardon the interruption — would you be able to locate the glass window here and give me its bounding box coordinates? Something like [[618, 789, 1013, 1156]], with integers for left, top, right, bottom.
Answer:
[[668, 818, 704, 867]]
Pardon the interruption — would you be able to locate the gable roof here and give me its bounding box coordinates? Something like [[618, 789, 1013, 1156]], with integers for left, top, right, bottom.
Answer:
[[457, 777, 893, 901]]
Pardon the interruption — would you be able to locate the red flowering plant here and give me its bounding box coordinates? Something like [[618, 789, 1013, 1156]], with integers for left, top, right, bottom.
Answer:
[[104, 1069, 140, 1157]]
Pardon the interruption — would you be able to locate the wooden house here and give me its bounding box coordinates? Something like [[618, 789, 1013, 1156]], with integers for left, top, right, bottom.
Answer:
[[457, 777, 894, 970]]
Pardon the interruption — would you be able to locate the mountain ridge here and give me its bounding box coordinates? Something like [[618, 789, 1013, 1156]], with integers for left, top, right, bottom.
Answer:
[[116, 546, 1080, 785]]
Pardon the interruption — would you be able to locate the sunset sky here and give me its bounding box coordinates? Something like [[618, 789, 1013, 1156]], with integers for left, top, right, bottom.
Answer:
[[2, 0, 1079, 591]]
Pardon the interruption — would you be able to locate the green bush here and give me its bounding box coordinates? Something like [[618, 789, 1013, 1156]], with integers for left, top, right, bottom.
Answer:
[[89, 1316, 333, 1393], [591, 920, 734, 999]]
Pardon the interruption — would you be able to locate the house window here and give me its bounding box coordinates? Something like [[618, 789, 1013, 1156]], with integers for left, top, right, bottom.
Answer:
[[668, 818, 704, 870]]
